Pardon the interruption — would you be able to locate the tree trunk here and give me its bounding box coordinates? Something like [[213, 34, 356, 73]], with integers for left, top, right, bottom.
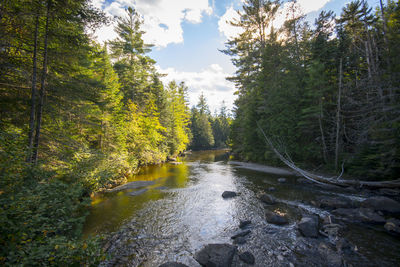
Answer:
[[318, 99, 328, 163], [32, 0, 51, 164], [335, 58, 343, 171], [27, 6, 40, 162]]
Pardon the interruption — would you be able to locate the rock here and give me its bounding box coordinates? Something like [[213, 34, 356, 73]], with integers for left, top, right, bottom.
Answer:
[[378, 188, 400, 197], [231, 229, 251, 239], [278, 178, 287, 183], [239, 220, 251, 229], [159, 262, 188, 267], [108, 180, 155, 192], [222, 191, 237, 199], [297, 178, 313, 184], [361, 196, 400, 214], [318, 196, 354, 210], [335, 238, 354, 254], [265, 210, 288, 225], [239, 251, 255, 265], [318, 242, 342, 267], [170, 162, 182, 165], [167, 156, 177, 161], [128, 188, 148, 196], [194, 244, 236, 267], [332, 208, 386, 224], [233, 236, 247, 245], [259, 193, 276, 204], [298, 215, 319, 238], [268, 187, 276, 192], [384, 218, 400, 236]]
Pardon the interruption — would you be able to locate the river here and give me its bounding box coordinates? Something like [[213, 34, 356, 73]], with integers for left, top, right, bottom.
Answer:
[[83, 150, 400, 266]]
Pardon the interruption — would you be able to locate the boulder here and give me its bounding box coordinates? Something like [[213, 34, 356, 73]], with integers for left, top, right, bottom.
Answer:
[[278, 178, 287, 183], [384, 218, 400, 236], [318, 242, 342, 267], [361, 196, 400, 214], [259, 193, 276, 205], [268, 187, 276, 192], [159, 262, 188, 267], [222, 191, 237, 199], [239, 220, 251, 229], [298, 215, 319, 238], [332, 208, 386, 224], [238, 251, 255, 265], [194, 244, 236, 267], [318, 196, 354, 210], [265, 210, 288, 225], [231, 229, 251, 239]]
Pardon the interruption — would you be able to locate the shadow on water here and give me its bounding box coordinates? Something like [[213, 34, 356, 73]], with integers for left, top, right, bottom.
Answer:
[[83, 150, 400, 266]]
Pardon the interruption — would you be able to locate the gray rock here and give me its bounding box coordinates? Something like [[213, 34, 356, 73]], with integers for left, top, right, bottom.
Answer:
[[170, 162, 182, 165], [128, 188, 148, 196], [268, 187, 277, 191], [332, 208, 386, 224], [108, 180, 155, 192], [222, 191, 237, 199], [159, 262, 188, 267], [194, 244, 236, 267], [239, 220, 251, 229], [265, 210, 288, 225], [259, 193, 276, 204], [238, 251, 255, 265], [278, 178, 287, 183], [297, 178, 313, 184], [231, 229, 251, 239], [361, 196, 400, 214], [384, 218, 400, 235], [298, 215, 319, 238], [379, 188, 400, 197], [318, 197, 353, 210], [318, 242, 342, 267]]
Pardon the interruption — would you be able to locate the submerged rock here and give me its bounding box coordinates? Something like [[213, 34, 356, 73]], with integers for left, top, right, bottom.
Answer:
[[278, 178, 287, 183], [239, 251, 255, 265], [384, 218, 400, 236], [298, 215, 319, 238], [231, 229, 251, 239], [332, 208, 386, 224], [108, 180, 155, 192], [222, 191, 237, 199], [239, 220, 251, 229], [159, 262, 188, 267], [259, 193, 276, 205], [128, 188, 148, 196], [318, 196, 354, 210], [194, 243, 236, 267], [361, 196, 400, 214], [268, 187, 277, 192], [233, 236, 247, 245], [265, 210, 288, 225]]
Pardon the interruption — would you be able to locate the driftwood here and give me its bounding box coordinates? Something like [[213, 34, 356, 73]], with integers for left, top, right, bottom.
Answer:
[[256, 122, 400, 189]]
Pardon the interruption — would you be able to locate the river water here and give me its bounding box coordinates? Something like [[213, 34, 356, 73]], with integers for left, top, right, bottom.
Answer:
[[83, 150, 400, 266]]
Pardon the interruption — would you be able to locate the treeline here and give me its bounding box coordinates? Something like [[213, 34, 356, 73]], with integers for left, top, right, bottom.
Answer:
[[189, 94, 231, 150], [0, 1, 191, 265], [225, 0, 400, 179]]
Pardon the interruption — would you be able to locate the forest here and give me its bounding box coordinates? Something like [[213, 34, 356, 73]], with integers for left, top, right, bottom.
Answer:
[[225, 0, 400, 179], [0, 0, 399, 265]]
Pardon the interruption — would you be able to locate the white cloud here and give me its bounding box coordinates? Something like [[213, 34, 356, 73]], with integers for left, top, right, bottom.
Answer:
[[218, 0, 332, 40], [156, 64, 236, 112], [218, 6, 243, 40], [90, 0, 212, 48]]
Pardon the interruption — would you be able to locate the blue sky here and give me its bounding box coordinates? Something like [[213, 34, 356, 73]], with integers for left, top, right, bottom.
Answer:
[[91, 0, 381, 112]]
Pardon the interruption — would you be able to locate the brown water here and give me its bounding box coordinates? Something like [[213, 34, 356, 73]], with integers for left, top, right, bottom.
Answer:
[[83, 150, 400, 266]]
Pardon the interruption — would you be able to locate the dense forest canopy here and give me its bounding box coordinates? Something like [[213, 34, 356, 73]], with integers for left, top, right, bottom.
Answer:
[[224, 0, 400, 179]]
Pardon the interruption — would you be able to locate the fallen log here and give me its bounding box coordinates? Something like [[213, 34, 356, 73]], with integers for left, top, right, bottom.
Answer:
[[256, 122, 400, 189]]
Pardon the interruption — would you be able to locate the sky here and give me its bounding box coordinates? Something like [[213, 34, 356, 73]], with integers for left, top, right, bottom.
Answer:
[[90, 0, 381, 113]]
